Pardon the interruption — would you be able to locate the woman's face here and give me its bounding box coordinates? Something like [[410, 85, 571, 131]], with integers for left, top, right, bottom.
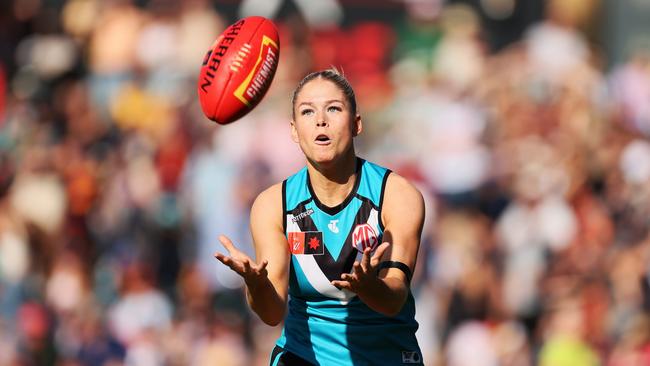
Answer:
[[291, 78, 361, 166]]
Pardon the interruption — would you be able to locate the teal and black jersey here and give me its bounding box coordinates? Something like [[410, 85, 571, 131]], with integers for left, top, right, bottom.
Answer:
[[273, 158, 422, 366]]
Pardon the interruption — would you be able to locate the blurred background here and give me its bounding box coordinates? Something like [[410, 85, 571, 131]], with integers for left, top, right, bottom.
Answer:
[[0, 0, 649, 365]]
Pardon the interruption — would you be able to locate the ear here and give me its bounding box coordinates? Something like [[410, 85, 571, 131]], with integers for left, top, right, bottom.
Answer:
[[290, 120, 299, 143], [352, 114, 362, 137]]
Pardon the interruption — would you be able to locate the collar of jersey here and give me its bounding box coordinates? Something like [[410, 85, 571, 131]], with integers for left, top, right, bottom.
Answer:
[[306, 157, 363, 216]]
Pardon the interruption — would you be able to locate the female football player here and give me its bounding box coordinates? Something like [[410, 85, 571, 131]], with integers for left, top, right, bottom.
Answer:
[[214, 69, 425, 365]]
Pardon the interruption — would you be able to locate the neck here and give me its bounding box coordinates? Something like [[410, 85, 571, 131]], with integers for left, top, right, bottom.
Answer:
[[306, 152, 358, 208]]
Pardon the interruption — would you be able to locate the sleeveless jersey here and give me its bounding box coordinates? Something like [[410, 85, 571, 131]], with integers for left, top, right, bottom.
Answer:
[[273, 158, 423, 366]]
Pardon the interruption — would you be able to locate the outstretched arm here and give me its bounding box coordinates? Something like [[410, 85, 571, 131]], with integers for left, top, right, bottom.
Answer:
[[214, 183, 289, 326], [331, 173, 424, 316]]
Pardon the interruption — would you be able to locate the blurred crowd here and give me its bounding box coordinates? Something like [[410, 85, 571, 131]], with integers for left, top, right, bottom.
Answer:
[[0, 0, 649, 365]]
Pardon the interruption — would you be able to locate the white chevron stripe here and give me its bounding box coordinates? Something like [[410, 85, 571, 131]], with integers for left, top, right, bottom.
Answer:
[[295, 255, 354, 303]]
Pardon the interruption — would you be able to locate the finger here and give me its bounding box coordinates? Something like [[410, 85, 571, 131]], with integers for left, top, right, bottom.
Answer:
[[341, 273, 357, 282], [256, 260, 269, 276], [218, 235, 238, 254], [361, 247, 372, 271], [370, 242, 391, 267], [257, 259, 269, 272], [215, 254, 244, 274], [214, 252, 233, 266], [331, 280, 352, 290], [353, 261, 362, 275], [242, 258, 252, 273]]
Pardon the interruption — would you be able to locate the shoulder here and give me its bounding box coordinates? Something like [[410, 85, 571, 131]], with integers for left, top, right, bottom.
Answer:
[[382, 173, 424, 223], [250, 182, 284, 229], [252, 182, 283, 211], [385, 173, 423, 204]]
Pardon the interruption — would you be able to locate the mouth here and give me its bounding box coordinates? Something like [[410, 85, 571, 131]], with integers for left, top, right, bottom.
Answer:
[[314, 134, 331, 145]]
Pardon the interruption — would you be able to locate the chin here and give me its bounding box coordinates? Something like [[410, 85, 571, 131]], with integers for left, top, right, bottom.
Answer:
[[308, 153, 337, 167], [312, 157, 336, 166]]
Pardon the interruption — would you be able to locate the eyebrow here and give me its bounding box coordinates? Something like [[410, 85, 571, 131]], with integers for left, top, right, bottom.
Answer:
[[298, 99, 345, 108]]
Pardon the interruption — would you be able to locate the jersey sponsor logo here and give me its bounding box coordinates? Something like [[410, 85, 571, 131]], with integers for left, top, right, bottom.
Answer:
[[328, 219, 339, 233], [288, 231, 324, 255], [352, 224, 378, 252], [401, 351, 421, 364], [291, 208, 314, 223]]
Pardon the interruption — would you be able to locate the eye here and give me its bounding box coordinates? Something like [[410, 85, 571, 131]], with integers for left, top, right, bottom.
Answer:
[[327, 106, 342, 113], [300, 108, 314, 116]]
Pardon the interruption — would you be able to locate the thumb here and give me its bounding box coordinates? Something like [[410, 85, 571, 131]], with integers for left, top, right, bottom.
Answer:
[[219, 235, 238, 254], [371, 242, 390, 265]]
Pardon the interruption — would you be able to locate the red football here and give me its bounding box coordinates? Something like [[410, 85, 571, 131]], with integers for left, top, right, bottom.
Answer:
[[198, 16, 280, 124]]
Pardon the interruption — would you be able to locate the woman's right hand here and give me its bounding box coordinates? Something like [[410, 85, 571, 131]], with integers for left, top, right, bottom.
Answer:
[[214, 234, 269, 288]]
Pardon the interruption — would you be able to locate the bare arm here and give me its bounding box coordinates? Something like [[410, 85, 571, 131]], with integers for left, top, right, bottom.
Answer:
[[214, 183, 289, 326], [331, 173, 424, 316]]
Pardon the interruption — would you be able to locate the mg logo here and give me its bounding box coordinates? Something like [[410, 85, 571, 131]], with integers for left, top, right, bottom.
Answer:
[[352, 224, 378, 251]]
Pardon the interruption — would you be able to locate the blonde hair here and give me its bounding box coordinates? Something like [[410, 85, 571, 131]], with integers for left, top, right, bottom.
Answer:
[[291, 68, 357, 119]]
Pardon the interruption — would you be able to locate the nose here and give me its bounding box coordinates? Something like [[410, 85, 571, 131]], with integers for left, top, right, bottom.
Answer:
[[316, 112, 328, 127]]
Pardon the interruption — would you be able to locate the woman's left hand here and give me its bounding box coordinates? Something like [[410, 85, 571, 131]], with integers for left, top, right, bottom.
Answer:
[[331, 242, 390, 293]]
